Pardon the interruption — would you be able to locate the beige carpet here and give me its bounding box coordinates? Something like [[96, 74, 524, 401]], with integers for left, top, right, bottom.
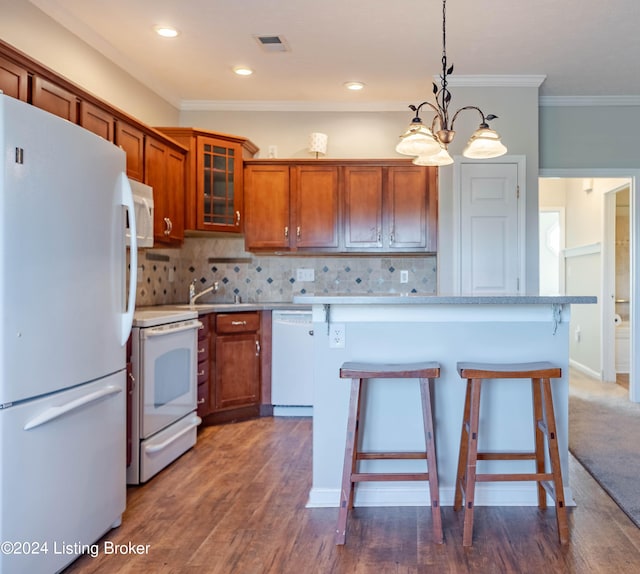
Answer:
[[569, 371, 640, 528]]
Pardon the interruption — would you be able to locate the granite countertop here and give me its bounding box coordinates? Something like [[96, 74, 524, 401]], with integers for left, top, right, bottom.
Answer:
[[292, 294, 597, 305], [138, 302, 312, 315]]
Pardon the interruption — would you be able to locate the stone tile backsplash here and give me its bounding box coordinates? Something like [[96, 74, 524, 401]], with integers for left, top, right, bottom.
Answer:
[[134, 237, 437, 307]]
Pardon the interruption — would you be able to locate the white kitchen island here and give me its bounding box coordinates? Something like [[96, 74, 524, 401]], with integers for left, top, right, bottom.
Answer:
[[292, 294, 596, 509]]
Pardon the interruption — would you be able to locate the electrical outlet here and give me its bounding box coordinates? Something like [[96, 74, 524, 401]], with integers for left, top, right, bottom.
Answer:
[[296, 268, 315, 282], [329, 323, 346, 348], [400, 270, 409, 283]]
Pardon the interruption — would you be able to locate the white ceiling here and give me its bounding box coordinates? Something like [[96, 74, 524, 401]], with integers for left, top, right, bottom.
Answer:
[[29, 0, 640, 109]]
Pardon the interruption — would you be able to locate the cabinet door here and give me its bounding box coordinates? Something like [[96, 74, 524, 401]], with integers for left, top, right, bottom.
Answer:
[[385, 166, 429, 250], [115, 121, 145, 181], [32, 76, 78, 123], [343, 166, 383, 249], [197, 136, 243, 233], [214, 334, 260, 410], [145, 136, 185, 244], [244, 165, 291, 250], [166, 147, 186, 242], [292, 165, 340, 249], [0, 55, 28, 101], [79, 100, 115, 142]]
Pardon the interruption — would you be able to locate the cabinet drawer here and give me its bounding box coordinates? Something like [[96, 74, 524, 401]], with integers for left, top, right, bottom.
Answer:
[[197, 362, 209, 385], [216, 313, 260, 334], [197, 339, 209, 362], [198, 317, 210, 339]]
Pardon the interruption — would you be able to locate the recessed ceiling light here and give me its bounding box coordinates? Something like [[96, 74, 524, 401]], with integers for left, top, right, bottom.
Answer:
[[344, 81, 365, 91], [233, 66, 254, 76], [154, 25, 179, 38]]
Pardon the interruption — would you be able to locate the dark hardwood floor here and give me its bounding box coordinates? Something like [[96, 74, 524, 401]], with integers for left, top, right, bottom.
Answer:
[[63, 417, 640, 574]]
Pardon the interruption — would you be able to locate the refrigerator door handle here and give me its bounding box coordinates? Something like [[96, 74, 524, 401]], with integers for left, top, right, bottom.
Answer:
[[23, 385, 122, 431], [120, 172, 137, 346]]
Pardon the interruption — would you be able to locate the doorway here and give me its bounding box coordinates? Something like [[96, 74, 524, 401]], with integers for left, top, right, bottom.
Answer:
[[539, 171, 639, 403]]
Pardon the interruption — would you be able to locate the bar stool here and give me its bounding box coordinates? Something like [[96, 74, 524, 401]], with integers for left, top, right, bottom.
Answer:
[[335, 361, 443, 545], [453, 362, 569, 547]]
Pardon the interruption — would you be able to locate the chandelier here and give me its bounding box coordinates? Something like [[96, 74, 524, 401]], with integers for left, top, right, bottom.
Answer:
[[396, 0, 507, 166]]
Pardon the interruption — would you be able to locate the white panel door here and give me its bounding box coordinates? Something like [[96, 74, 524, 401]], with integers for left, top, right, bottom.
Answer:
[[459, 162, 521, 295]]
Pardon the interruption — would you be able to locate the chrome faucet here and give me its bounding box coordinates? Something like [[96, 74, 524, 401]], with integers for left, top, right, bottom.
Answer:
[[189, 279, 219, 305]]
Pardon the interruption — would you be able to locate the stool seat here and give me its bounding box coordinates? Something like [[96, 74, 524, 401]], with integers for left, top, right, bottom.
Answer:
[[335, 360, 442, 546], [457, 361, 561, 379], [454, 361, 568, 547], [341, 361, 440, 379]]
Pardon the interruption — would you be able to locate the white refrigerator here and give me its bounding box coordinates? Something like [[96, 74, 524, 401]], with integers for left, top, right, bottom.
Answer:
[[0, 94, 137, 573]]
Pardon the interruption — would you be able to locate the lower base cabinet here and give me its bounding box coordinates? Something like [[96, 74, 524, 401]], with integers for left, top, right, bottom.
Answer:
[[198, 310, 267, 425]]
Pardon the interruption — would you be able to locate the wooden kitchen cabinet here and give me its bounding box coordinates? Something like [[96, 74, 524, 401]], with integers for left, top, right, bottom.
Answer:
[[196, 317, 211, 419], [145, 135, 186, 245], [32, 76, 78, 123], [198, 311, 263, 425], [80, 100, 115, 142], [344, 164, 437, 252], [0, 54, 28, 101], [115, 121, 145, 181], [245, 159, 438, 254], [244, 163, 340, 252], [155, 127, 258, 233]]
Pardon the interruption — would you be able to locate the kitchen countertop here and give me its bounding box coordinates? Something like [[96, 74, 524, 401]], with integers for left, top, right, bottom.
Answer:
[[293, 294, 597, 305], [136, 302, 312, 315]]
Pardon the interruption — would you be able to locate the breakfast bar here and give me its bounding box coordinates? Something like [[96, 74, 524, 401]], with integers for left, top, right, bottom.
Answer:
[[292, 294, 597, 509]]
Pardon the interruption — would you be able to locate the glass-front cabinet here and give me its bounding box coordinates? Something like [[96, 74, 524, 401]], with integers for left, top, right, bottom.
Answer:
[[199, 138, 240, 230], [155, 127, 258, 234]]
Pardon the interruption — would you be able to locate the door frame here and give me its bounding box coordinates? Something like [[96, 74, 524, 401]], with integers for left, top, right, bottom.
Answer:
[[452, 155, 527, 295], [602, 182, 632, 382], [541, 168, 640, 403]]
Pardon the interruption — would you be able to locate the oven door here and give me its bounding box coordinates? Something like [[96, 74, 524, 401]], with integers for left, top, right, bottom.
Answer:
[[139, 319, 200, 439]]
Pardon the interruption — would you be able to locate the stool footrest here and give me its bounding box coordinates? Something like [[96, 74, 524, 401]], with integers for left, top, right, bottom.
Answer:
[[357, 451, 428, 461], [352, 472, 430, 482], [477, 451, 537, 461], [476, 472, 553, 482]]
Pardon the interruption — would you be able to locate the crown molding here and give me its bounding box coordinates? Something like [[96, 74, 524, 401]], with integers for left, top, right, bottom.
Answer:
[[179, 100, 413, 112], [442, 74, 547, 88], [540, 95, 640, 107]]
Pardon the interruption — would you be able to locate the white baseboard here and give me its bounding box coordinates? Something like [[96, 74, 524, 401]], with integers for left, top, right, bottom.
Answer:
[[569, 359, 601, 380], [273, 405, 312, 417], [306, 485, 575, 508]]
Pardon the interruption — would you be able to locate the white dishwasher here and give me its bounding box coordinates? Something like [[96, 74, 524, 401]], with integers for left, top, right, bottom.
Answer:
[[271, 310, 314, 416]]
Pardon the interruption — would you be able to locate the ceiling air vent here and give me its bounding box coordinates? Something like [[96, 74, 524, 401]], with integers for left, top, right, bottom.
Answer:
[[253, 35, 290, 52]]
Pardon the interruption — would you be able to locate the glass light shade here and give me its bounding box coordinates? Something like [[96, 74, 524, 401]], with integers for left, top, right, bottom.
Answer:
[[395, 124, 442, 157], [462, 127, 507, 159], [412, 147, 453, 166]]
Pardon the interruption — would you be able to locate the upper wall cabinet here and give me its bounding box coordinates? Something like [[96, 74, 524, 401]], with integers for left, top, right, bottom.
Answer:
[[156, 128, 258, 234], [244, 159, 438, 254], [145, 135, 186, 245], [115, 121, 145, 182], [32, 76, 78, 123], [0, 54, 28, 101], [244, 163, 340, 252], [80, 100, 115, 143]]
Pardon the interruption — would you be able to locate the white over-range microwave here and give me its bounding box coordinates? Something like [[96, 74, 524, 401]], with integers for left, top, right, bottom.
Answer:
[[126, 178, 154, 248]]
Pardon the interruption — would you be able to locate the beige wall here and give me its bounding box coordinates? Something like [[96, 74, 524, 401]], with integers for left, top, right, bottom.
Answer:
[[0, 0, 179, 125]]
